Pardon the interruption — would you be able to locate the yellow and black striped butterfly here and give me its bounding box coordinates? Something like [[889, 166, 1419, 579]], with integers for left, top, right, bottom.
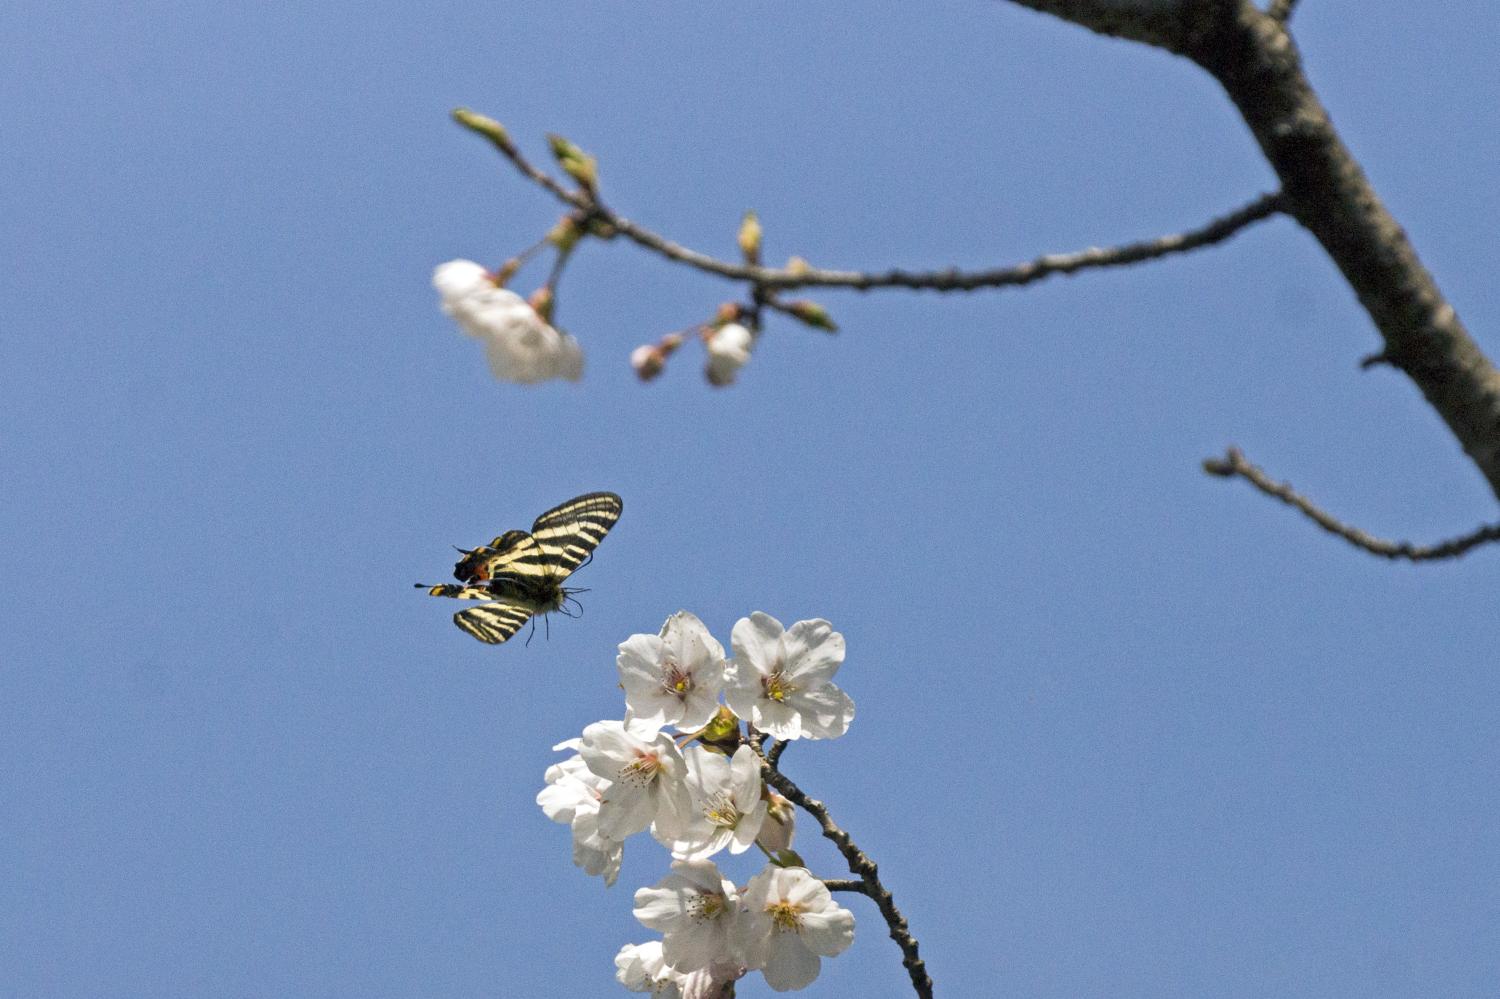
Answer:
[[416, 492, 623, 645]]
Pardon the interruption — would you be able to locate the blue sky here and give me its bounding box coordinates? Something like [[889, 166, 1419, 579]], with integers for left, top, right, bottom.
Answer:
[[4, 2, 1499, 996]]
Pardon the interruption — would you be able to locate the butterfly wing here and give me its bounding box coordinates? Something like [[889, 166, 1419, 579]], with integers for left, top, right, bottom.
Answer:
[[454, 600, 537, 645], [422, 492, 623, 646], [455, 530, 543, 585], [527, 491, 624, 581]]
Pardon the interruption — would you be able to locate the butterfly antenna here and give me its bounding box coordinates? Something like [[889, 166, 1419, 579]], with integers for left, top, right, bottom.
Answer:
[[525, 617, 538, 647]]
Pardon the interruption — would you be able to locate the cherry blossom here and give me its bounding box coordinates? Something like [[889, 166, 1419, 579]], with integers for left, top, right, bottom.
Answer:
[[536, 743, 623, 886], [654, 745, 768, 861], [633, 859, 743, 972], [580, 719, 693, 840], [740, 866, 855, 992], [726, 613, 854, 740], [618, 611, 727, 731], [704, 322, 754, 386]]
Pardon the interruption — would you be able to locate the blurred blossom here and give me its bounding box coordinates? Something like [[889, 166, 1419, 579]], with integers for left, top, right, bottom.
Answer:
[[432, 259, 583, 383], [705, 322, 754, 386]]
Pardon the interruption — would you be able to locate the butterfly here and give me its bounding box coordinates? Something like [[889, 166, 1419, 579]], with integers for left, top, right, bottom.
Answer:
[[416, 492, 623, 644]]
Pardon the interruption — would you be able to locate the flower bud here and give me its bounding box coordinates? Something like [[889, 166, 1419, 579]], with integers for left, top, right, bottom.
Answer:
[[491, 258, 521, 287], [785, 255, 811, 277], [631, 344, 666, 381], [784, 299, 838, 333], [546, 133, 599, 192], [756, 789, 796, 854], [450, 108, 513, 150], [693, 705, 743, 753], [545, 216, 583, 252], [737, 211, 762, 265], [528, 286, 555, 324]]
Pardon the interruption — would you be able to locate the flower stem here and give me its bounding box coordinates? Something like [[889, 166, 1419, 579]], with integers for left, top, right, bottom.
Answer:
[[749, 736, 934, 998]]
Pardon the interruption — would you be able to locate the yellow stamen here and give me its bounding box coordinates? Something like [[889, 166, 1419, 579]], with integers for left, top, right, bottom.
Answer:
[[763, 671, 794, 702], [768, 900, 802, 932], [690, 892, 727, 922], [619, 752, 660, 787]]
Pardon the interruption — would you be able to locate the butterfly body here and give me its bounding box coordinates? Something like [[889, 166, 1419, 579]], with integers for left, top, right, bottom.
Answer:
[[418, 492, 623, 645]]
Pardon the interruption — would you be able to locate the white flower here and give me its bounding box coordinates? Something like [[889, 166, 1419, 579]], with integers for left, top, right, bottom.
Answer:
[[580, 719, 693, 840], [705, 322, 754, 386], [618, 611, 727, 731], [537, 742, 623, 886], [615, 941, 686, 997], [726, 613, 854, 741], [432, 259, 520, 338], [655, 745, 768, 860], [740, 867, 855, 992], [431, 259, 584, 384], [482, 315, 584, 384], [633, 859, 743, 972], [678, 965, 747, 999]]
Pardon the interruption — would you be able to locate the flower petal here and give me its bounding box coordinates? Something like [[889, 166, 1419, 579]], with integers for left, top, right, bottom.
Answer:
[[798, 905, 855, 957], [731, 612, 784, 676], [780, 619, 844, 686], [761, 934, 821, 992], [787, 683, 854, 740]]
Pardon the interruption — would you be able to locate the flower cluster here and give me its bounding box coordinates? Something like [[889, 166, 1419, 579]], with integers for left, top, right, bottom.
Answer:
[[539, 611, 857, 993], [432, 259, 583, 384]]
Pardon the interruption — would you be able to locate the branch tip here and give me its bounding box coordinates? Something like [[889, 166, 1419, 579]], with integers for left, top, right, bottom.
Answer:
[[1205, 447, 1500, 561]]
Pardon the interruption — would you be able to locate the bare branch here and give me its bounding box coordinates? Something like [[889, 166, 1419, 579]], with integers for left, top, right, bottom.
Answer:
[[822, 879, 871, 895], [1001, 0, 1204, 52], [750, 739, 934, 999], [456, 123, 1285, 299], [1181, 6, 1500, 502], [1203, 447, 1500, 561], [1266, 0, 1300, 23]]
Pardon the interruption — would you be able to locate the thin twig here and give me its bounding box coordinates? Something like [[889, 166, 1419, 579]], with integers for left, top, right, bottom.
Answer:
[[767, 738, 788, 768], [1267, 0, 1300, 24], [822, 879, 870, 895], [454, 112, 1283, 296], [749, 739, 934, 999], [1203, 447, 1500, 561]]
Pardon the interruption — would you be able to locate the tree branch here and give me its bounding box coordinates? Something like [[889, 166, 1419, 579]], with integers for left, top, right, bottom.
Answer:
[[749, 739, 934, 999], [1001, 0, 1205, 52], [1003, 0, 1500, 508], [455, 110, 1282, 296], [1184, 6, 1500, 502], [1266, 0, 1300, 23], [1203, 447, 1500, 561]]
